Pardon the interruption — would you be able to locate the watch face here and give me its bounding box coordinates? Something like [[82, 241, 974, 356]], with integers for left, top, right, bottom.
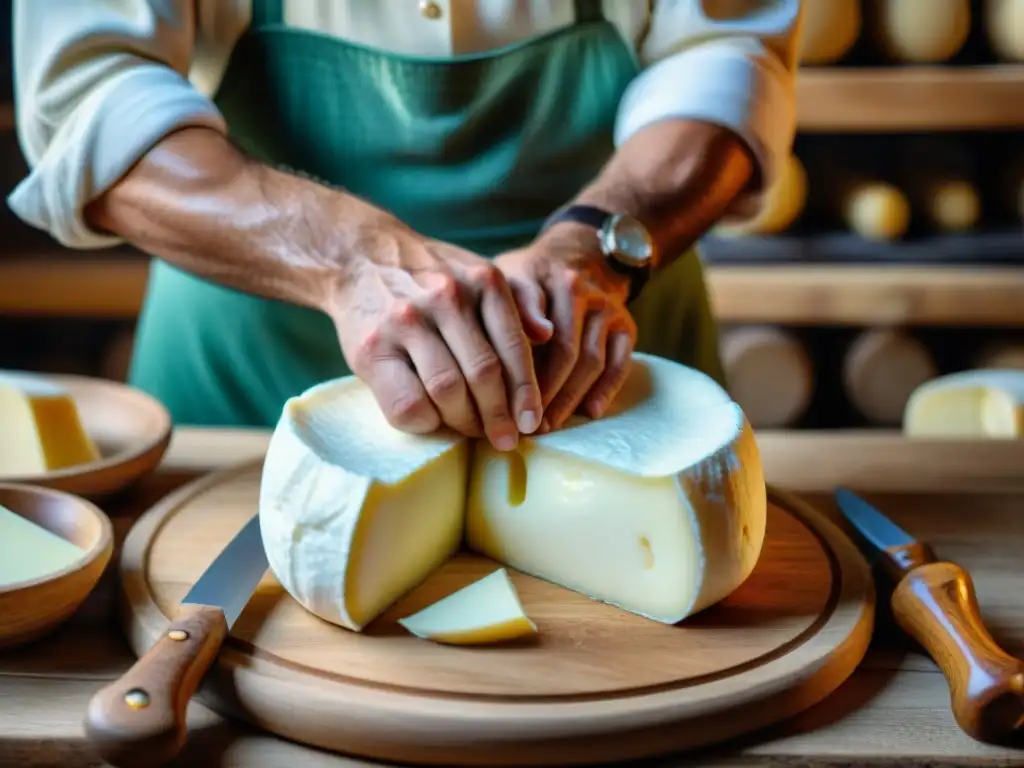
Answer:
[[602, 214, 654, 268]]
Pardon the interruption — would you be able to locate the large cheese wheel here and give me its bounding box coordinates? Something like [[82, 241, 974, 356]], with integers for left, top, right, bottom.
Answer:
[[258, 353, 767, 631], [715, 154, 807, 237], [984, 0, 1024, 60], [920, 178, 981, 232], [799, 0, 862, 64], [841, 181, 911, 241], [871, 0, 971, 63], [842, 329, 938, 425], [904, 369, 1024, 438], [719, 326, 814, 428]]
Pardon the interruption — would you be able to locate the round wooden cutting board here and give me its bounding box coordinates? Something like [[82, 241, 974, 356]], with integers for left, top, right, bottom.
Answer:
[[118, 461, 875, 767]]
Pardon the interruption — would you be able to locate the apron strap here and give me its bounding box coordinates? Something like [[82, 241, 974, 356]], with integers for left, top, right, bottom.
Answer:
[[573, 0, 605, 23], [251, 0, 284, 27]]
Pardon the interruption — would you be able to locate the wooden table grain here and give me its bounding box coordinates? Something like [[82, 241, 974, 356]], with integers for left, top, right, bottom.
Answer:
[[2, 428, 1023, 767]]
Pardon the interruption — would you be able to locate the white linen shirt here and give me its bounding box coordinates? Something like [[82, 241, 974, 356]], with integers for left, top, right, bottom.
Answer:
[[8, 0, 804, 249]]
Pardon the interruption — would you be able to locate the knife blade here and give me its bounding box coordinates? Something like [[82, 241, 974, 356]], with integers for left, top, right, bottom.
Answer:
[[85, 512, 268, 767], [834, 488, 1024, 745]]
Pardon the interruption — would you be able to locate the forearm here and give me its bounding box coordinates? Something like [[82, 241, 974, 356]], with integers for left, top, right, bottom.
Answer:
[[573, 119, 754, 263], [84, 126, 407, 312]]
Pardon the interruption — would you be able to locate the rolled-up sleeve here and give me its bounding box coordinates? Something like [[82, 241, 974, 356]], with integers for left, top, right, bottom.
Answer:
[[8, 0, 227, 249], [615, 0, 804, 220]]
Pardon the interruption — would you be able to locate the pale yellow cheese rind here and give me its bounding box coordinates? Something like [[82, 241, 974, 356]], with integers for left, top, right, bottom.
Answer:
[[397, 568, 537, 645], [0, 371, 100, 478]]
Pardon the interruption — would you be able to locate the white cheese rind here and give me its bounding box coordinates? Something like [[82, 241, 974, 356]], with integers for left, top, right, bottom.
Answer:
[[903, 369, 1024, 438], [258, 378, 466, 630]]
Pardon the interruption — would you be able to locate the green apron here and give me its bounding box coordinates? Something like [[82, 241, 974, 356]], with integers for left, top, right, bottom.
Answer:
[[129, 0, 724, 427]]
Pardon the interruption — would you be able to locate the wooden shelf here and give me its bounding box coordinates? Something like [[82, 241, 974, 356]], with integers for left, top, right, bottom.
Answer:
[[2, 258, 1024, 327], [797, 65, 1024, 131], [0, 256, 149, 318], [708, 264, 1024, 326]]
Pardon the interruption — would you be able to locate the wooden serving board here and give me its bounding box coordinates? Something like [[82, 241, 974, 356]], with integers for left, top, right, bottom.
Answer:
[[117, 461, 876, 767]]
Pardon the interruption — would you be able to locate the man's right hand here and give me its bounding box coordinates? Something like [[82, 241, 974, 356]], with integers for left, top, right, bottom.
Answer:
[[329, 226, 546, 452]]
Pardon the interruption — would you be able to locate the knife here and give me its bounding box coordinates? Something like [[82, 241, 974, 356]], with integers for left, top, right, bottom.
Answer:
[[85, 513, 269, 767], [834, 488, 1024, 744]]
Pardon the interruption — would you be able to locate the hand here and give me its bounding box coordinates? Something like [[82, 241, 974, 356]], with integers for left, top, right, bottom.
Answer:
[[330, 226, 542, 451], [495, 223, 637, 431]]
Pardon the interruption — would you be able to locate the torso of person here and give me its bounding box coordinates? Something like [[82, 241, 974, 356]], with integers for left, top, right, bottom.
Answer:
[[129, 0, 725, 427]]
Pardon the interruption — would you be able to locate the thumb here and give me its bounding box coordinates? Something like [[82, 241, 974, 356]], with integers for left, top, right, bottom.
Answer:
[[511, 281, 553, 343]]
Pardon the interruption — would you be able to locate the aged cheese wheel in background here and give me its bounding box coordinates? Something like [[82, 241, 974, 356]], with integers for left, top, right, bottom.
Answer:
[[1000, 153, 1024, 222], [799, 0, 862, 64], [984, 0, 1024, 60], [974, 342, 1024, 371], [919, 179, 981, 232], [870, 0, 971, 63], [842, 329, 939, 425], [715, 154, 808, 237], [719, 326, 815, 428], [841, 181, 911, 241]]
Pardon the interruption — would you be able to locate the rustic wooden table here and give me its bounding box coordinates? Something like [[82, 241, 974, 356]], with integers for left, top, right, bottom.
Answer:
[[2, 429, 1023, 767]]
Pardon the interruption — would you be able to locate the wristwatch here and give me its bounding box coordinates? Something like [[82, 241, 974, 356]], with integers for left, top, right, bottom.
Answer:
[[542, 204, 657, 302]]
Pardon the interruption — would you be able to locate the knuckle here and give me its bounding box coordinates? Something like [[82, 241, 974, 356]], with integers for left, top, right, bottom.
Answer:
[[467, 262, 503, 289], [561, 269, 584, 291], [422, 273, 461, 310], [390, 300, 422, 328], [424, 368, 464, 400], [386, 394, 434, 429], [350, 331, 386, 371], [464, 352, 503, 385]]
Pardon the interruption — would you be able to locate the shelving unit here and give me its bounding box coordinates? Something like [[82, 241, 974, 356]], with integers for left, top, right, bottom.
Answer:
[[3, 257, 1024, 329]]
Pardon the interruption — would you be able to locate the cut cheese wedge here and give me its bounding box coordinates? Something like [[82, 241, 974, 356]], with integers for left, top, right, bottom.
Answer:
[[258, 353, 767, 632], [0, 371, 100, 478], [397, 568, 537, 645], [0, 504, 84, 586], [903, 369, 1024, 439]]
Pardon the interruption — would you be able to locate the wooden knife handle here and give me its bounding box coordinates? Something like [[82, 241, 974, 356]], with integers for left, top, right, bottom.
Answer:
[[890, 560, 1024, 744], [84, 604, 228, 767]]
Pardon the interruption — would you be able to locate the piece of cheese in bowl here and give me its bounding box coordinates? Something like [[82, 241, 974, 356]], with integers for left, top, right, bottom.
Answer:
[[0, 371, 100, 478], [258, 353, 767, 635]]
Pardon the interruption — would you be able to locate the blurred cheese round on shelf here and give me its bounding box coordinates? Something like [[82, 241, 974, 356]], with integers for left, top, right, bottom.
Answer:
[[842, 330, 939, 426], [715, 154, 807, 237], [904, 369, 1024, 438], [719, 326, 814, 429], [871, 0, 971, 62], [396, 568, 537, 645], [842, 182, 911, 241], [0, 371, 100, 478], [259, 353, 767, 632], [923, 180, 981, 232], [984, 0, 1024, 60], [799, 0, 862, 64]]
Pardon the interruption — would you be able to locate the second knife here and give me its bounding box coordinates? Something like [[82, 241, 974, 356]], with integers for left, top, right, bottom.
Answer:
[[834, 488, 1024, 744]]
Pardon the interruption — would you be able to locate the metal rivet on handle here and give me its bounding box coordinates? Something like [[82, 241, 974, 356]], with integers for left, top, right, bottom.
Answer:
[[124, 689, 150, 710], [168, 629, 189, 641]]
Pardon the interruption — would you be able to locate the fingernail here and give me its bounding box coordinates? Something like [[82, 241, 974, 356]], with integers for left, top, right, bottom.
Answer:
[[588, 398, 606, 419], [495, 433, 518, 452], [518, 409, 539, 434]]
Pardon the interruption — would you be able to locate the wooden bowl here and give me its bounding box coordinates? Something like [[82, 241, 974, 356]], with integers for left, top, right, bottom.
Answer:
[[0, 483, 114, 650], [0, 374, 172, 498]]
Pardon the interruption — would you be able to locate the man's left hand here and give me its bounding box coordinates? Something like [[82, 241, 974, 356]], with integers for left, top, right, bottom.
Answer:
[[494, 223, 637, 431]]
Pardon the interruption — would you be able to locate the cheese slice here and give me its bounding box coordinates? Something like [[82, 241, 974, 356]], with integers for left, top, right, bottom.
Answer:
[[397, 568, 537, 645], [903, 369, 1024, 438], [258, 353, 767, 632], [0, 504, 84, 586], [0, 371, 100, 478]]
